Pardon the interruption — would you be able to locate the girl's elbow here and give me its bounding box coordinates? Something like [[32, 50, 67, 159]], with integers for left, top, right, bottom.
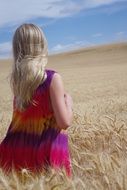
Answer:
[[62, 122, 70, 130], [58, 119, 72, 130]]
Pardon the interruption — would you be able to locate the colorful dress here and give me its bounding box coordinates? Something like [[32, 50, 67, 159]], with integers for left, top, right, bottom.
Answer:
[[0, 69, 71, 176]]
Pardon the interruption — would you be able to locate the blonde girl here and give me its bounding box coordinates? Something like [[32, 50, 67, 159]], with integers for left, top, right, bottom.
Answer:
[[0, 23, 73, 176]]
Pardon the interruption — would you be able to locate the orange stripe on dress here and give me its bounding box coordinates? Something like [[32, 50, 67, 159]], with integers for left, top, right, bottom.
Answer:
[[10, 114, 58, 135]]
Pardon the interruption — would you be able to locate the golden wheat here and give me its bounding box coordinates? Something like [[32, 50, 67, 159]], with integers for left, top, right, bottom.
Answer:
[[0, 43, 127, 189]]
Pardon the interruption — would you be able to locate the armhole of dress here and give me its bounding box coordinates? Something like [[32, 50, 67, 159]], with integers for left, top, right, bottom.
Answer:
[[47, 70, 57, 87]]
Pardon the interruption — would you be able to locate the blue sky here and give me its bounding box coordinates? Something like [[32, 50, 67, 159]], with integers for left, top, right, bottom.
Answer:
[[0, 0, 127, 58]]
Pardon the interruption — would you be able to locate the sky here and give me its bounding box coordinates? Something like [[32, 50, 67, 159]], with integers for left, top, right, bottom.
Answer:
[[0, 0, 127, 58]]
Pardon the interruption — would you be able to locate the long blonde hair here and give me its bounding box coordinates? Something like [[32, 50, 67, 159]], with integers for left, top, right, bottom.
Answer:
[[11, 23, 48, 111]]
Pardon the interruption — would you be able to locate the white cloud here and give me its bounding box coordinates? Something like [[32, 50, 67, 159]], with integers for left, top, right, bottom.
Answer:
[[115, 31, 127, 41], [116, 31, 125, 36], [0, 0, 126, 27], [84, 0, 126, 8], [92, 33, 103, 38], [50, 40, 95, 54]]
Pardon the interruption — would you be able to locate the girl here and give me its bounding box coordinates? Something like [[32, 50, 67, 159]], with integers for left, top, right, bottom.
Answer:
[[0, 24, 73, 177]]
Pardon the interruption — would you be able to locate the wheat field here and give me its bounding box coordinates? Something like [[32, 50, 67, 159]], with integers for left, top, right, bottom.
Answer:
[[0, 42, 127, 190]]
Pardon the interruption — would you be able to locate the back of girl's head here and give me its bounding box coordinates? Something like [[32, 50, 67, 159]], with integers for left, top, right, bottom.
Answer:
[[11, 23, 48, 111], [13, 23, 47, 61]]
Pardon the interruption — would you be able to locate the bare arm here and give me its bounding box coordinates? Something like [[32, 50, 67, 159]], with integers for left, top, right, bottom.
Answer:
[[50, 73, 73, 130]]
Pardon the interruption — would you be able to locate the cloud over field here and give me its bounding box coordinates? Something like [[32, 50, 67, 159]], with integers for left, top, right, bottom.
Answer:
[[50, 40, 94, 53], [0, 0, 126, 26]]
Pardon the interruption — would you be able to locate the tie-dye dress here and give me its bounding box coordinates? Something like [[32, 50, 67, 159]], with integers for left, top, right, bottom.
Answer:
[[0, 69, 71, 176]]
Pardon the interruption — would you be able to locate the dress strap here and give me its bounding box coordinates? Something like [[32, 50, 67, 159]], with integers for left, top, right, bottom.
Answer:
[[46, 70, 56, 87]]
